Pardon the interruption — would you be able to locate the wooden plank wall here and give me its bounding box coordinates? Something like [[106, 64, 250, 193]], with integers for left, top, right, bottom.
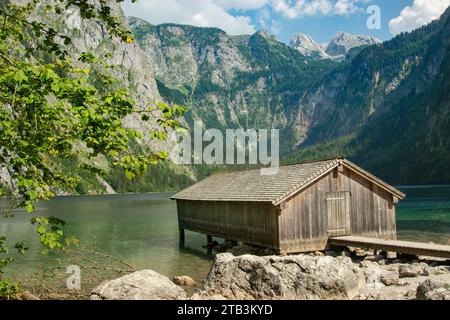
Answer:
[[278, 167, 397, 253], [344, 168, 397, 240], [278, 174, 329, 253], [177, 200, 280, 250]]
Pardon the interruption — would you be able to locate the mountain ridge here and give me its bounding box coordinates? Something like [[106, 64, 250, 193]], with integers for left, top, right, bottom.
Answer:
[[128, 6, 450, 185], [289, 31, 381, 60], [8, 2, 449, 195]]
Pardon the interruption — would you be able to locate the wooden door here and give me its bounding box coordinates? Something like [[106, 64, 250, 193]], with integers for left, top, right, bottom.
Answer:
[[326, 191, 351, 237]]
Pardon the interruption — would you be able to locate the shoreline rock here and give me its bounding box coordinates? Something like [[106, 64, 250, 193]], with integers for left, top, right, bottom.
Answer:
[[90, 270, 186, 300], [86, 244, 450, 301], [192, 253, 366, 300]]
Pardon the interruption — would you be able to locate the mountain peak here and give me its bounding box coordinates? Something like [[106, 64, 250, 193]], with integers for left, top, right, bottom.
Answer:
[[127, 16, 151, 28], [325, 32, 381, 57], [289, 32, 329, 59], [255, 30, 271, 38], [289, 31, 381, 60]]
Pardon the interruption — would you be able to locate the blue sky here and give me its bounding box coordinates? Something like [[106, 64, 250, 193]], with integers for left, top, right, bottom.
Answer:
[[123, 0, 450, 44]]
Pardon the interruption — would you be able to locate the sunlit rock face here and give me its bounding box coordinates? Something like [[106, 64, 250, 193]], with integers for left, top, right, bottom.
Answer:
[[325, 31, 381, 57]]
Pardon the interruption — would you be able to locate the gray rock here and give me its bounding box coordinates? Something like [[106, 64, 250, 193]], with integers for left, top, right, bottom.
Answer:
[[353, 248, 372, 257], [359, 260, 374, 269], [386, 252, 397, 259], [399, 263, 427, 278], [417, 279, 450, 300], [90, 270, 186, 300], [380, 271, 400, 286], [427, 266, 450, 276], [195, 253, 365, 300]]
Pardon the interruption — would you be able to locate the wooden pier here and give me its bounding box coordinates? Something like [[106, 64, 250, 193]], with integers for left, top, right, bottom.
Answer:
[[329, 236, 450, 259]]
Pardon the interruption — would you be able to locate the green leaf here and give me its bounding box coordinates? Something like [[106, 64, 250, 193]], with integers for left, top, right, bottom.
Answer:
[[25, 203, 34, 213], [28, 189, 39, 200], [36, 226, 46, 234], [124, 170, 135, 180]]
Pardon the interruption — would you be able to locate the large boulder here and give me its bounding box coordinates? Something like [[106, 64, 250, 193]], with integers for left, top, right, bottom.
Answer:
[[193, 253, 365, 300], [90, 270, 186, 300], [416, 279, 450, 300]]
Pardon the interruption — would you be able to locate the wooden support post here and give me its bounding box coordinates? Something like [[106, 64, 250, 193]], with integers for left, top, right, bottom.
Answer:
[[179, 228, 185, 248], [206, 235, 213, 256]]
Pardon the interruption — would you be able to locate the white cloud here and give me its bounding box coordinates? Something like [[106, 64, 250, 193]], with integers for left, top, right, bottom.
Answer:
[[389, 0, 450, 35], [270, 20, 283, 34], [122, 0, 257, 35], [257, 8, 283, 34], [122, 0, 369, 37], [271, 0, 365, 18]]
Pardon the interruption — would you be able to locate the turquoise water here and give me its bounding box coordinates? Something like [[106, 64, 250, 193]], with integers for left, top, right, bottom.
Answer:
[[396, 185, 450, 244], [0, 185, 449, 289], [0, 193, 214, 286]]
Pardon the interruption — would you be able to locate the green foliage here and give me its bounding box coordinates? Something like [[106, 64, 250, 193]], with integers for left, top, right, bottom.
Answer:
[[0, 236, 28, 299], [0, 280, 19, 300], [0, 0, 187, 296], [106, 161, 196, 193]]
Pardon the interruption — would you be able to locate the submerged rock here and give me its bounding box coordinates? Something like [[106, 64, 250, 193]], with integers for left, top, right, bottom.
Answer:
[[90, 270, 186, 300], [173, 276, 196, 287], [193, 253, 365, 300]]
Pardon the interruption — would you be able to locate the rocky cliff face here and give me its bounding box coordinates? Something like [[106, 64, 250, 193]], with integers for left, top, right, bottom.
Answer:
[[12, 0, 195, 194], [128, 17, 251, 90], [130, 18, 339, 151], [30, 1, 168, 149]]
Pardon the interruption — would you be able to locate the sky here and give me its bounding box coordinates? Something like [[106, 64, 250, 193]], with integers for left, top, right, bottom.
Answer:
[[122, 0, 450, 44]]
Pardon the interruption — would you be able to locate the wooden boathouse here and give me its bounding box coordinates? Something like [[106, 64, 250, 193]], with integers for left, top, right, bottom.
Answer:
[[171, 158, 407, 254]]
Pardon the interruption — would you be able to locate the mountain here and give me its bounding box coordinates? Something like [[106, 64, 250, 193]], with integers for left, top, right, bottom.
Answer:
[[289, 32, 329, 59], [128, 17, 339, 152], [129, 6, 450, 185], [289, 31, 381, 60], [325, 31, 381, 57], [290, 7, 450, 184], [10, 1, 450, 193], [5, 0, 198, 194]]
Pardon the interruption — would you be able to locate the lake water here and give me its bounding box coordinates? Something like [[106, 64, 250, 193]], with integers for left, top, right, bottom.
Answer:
[[1, 185, 449, 291]]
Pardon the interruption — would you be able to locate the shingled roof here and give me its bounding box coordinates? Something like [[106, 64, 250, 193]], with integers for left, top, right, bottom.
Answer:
[[171, 158, 405, 205]]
